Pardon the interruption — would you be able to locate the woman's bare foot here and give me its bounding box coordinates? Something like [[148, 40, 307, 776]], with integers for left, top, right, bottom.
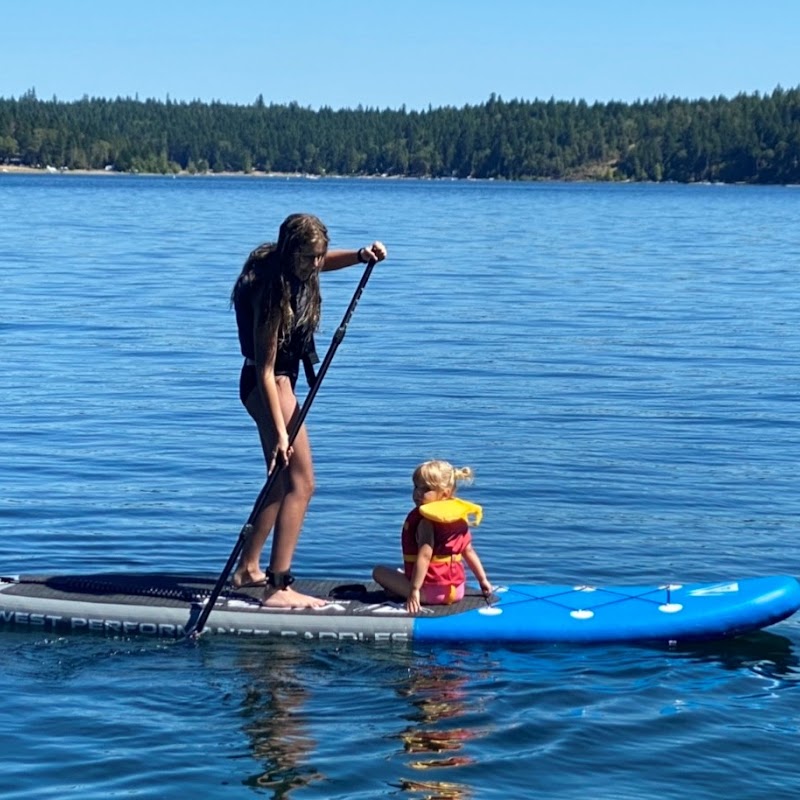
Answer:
[[231, 568, 266, 588], [261, 585, 327, 609]]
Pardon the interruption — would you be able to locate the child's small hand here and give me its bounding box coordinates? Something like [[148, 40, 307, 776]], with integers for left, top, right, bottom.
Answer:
[[480, 579, 493, 597], [406, 587, 422, 614]]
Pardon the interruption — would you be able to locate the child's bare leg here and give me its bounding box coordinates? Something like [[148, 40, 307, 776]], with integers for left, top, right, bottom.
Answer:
[[373, 565, 411, 600]]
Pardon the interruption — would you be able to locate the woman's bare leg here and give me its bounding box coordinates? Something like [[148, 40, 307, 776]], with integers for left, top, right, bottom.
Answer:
[[232, 388, 285, 588], [232, 485, 282, 588], [261, 378, 326, 608]]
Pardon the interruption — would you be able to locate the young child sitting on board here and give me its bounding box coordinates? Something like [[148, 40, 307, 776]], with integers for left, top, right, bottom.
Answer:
[[373, 460, 493, 613]]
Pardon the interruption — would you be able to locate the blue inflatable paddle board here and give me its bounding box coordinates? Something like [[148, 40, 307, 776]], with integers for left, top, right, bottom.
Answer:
[[1, 573, 798, 644]]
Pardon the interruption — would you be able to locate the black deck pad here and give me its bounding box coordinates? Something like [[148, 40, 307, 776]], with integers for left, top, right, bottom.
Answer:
[[1, 573, 496, 618]]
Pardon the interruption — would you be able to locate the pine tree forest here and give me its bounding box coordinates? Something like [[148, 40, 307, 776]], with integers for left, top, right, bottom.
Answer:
[[1, 87, 799, 183]]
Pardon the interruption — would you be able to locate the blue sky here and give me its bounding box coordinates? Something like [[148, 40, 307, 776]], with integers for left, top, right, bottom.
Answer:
[[3, 0, 798, 109]]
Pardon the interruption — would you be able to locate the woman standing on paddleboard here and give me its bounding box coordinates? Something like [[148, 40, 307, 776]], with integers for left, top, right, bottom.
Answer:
[[231, 213, 387, 608]]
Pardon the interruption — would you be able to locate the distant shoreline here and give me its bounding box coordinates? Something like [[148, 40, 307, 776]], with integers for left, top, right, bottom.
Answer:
[[0, 165, 546, 182], [0, 165, 602, 182], [1, 164, 423, 180], [3, 165, 797, 187], [0, 164, 358, 179]]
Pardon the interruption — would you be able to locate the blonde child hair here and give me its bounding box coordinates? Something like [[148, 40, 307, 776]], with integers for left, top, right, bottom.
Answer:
[[413, 460, 474, 495]]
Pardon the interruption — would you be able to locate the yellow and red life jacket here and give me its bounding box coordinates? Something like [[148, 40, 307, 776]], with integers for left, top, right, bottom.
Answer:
[[401, 505, 474, 594]]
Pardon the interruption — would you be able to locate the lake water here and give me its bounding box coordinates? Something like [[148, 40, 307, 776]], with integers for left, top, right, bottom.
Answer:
[[1, 173, 799, 799]]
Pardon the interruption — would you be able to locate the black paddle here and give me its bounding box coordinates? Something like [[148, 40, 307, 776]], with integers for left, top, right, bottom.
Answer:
[[187, 257, 378, 637]]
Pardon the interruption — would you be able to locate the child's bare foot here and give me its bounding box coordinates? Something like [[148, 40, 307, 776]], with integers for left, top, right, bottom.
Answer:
[[260, 586, 327, 609], [231, 568, 266, 588]]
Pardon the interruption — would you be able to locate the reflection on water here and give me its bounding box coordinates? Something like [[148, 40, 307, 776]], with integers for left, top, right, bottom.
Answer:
[[393, 656, 489, 800], [676, 631, 800, 681], [397, 777, 471, 800], [231, 643, 496, 799], [235, 646, 324, 796], [2, 628, 800, 799]]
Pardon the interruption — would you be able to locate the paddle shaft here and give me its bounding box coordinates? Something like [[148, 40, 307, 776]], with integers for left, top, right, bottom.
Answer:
[[188, 258, 378, 637]]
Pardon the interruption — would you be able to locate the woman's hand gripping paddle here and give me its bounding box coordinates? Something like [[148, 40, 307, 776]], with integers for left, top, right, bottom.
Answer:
[[187, 258, 378, 638]]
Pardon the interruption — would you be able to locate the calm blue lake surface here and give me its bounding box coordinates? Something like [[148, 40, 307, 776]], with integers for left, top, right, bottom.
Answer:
[[1, 173, 799, 798]]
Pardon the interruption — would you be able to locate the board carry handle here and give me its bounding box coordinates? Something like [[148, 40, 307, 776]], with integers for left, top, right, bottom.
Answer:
[[187, 257, 378, 637]]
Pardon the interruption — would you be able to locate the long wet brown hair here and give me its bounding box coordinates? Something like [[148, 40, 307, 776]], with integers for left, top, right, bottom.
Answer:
[[231, 214, 328, 356]]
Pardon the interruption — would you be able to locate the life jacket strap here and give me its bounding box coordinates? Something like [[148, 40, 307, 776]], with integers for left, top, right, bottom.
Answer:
[[302, 335, 320, 388], [403, 553, 463, 564]]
